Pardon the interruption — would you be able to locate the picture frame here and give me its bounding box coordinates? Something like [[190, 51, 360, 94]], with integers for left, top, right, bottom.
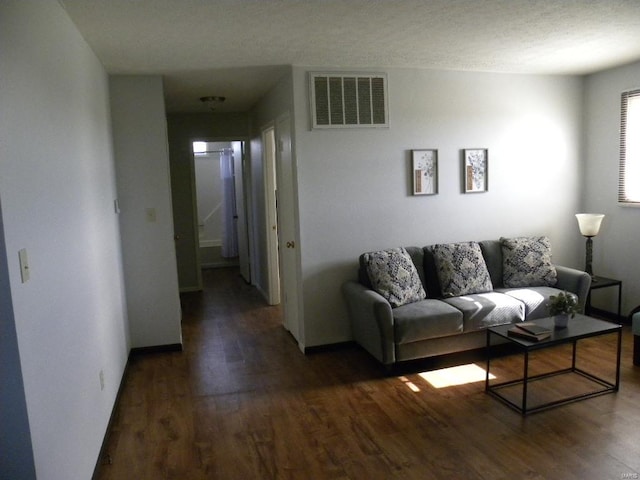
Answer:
[[412, 149, 438, 195], [463, 148, 488, 193]]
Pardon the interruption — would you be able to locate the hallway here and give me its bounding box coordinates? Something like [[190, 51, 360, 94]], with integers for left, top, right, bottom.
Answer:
[[94, 268, 386, 479]]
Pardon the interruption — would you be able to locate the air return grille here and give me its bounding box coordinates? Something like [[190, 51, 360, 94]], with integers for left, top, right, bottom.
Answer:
[[310, 73, 388, 129]]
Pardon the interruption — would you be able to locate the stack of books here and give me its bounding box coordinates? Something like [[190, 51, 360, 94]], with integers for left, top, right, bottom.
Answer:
[[508, 322, 552, 341]]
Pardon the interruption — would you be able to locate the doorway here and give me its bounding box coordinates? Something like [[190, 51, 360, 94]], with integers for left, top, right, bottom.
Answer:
[[191, 140, 250, 280]]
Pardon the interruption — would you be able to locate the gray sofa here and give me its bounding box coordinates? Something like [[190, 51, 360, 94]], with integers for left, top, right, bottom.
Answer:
[[342, 239, 591, 366]]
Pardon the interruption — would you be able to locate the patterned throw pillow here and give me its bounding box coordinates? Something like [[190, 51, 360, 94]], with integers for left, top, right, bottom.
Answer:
[[430, 242, 493, 297], [364, 247, 426, 307], [500, 236, 558, 288]]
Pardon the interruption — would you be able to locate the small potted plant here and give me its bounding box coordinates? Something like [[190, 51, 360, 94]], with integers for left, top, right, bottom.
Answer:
[[547, 291, 579, 328]]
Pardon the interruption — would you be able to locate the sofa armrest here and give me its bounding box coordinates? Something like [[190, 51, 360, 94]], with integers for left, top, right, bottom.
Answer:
[[341, 281, 395, 365], [555, 265, 592, 313]]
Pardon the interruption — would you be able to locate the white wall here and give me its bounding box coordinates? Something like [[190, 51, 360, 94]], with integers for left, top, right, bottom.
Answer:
[[110, 76, 183, 348], [292, 66, 585, 347], [0, 2, 129, 478], [584, 60, 640, 315]]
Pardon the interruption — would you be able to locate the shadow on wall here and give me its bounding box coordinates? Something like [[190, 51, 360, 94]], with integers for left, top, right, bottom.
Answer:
[[304, 261, 359, 346]]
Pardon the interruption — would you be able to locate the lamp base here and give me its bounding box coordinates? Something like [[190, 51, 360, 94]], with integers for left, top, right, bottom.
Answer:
[[584, 236, 594, 277]]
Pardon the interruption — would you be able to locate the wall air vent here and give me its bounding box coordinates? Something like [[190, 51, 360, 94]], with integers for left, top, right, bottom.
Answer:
[[309, 72, 388, 129]]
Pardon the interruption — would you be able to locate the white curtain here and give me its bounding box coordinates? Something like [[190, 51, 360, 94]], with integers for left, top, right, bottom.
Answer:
[[220, 149, 239, 258]]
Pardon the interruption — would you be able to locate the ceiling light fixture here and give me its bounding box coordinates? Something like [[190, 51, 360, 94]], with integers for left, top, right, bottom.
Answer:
[[199, 96, 226, 111]]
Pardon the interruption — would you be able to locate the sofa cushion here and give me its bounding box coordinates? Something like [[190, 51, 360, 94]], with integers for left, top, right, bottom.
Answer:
[[499, 286, 576, 320], [444, 292, 525, 330], [393, 299, 463, 344], [500, 236, 557, 288], [363, 247, 426, 307], [430, 241, 493, 297]]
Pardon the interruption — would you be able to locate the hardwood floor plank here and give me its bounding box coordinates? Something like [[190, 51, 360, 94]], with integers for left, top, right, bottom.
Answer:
[[94, 268, 640, 479]]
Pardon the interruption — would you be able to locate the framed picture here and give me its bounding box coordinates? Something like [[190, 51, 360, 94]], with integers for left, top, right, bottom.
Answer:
[[412, 149, 438, 195], [463, 148, 488, 193]]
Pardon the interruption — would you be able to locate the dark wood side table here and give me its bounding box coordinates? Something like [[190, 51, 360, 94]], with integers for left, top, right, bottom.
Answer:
[[586, 275, 622, 321]]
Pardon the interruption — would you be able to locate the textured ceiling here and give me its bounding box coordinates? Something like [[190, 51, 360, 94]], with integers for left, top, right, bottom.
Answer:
[[59, 0, 640, 113]]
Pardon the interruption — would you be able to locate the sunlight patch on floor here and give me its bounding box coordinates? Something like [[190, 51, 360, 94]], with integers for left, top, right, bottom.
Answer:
[[418, 363, 496, 389], [398, 376, 421, 392]]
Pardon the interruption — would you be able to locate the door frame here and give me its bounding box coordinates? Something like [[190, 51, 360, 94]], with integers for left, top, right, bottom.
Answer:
[[232, 140, 251, 283], [180, 136, 250, 290], [176, 138, 203, 293]]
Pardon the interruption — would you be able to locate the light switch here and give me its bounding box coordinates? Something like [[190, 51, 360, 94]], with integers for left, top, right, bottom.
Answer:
[[18, 248, 30, 283], [145, 208, 156, 223]]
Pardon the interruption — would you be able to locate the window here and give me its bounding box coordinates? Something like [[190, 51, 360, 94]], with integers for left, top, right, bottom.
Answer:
[[619, 89, 640, 204], [192, 141, 207, 156]]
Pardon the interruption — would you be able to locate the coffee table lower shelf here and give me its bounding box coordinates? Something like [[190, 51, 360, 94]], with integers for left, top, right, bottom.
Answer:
[[487, 366, 618, 415], [485, 315, 621, 415]]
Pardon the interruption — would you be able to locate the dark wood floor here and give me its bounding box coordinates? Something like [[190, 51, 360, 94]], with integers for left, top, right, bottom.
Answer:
[[95, 268, 640, 480]]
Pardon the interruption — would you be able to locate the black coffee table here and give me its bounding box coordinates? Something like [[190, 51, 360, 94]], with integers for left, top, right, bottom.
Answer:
[[485, 315, 621, 415]]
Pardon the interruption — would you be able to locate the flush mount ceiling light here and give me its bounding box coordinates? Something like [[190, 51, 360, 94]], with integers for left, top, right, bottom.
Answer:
[[199, 96, 226, 111]]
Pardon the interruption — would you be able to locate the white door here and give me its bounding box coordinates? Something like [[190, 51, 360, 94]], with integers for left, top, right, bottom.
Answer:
[[275, 114, 302, 347], [233, 141, 251, 283], [263, 128, 281, 305]]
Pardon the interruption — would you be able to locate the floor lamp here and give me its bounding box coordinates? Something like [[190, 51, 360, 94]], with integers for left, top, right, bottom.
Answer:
[[575, 213, 605, 280]]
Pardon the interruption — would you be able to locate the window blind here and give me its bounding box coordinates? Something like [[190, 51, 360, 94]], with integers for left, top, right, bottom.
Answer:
[[619, 89, 640, 204]]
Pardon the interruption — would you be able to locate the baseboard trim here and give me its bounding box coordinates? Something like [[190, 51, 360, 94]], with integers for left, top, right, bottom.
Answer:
[[201, 262, 239, 269], [304, 341, 356, 354], [91, 358, 131, 479], [129, 343, 183, 356], [179, 286, 202, 293], [255, 284, 270, 303]]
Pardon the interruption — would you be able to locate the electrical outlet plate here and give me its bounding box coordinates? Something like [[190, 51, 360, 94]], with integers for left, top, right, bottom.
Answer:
[[145, 208, 156, 223], [18, 248, 29, 283]]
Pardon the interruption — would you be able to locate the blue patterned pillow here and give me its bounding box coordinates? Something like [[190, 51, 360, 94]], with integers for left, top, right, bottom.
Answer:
[[431, 242, 493, 297], [500, 236, 557, 288], [364, 247, 426, 307]]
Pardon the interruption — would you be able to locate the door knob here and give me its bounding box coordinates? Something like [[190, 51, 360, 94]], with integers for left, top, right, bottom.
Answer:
[[286, 241, 295, 248], [174, 234, 180, 241]]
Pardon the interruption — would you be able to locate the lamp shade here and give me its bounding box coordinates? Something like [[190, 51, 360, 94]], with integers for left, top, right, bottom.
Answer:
[[575, 213, 605, 237]]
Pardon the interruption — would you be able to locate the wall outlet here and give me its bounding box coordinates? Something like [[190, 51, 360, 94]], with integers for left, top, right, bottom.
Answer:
[[99, 370, 105, 391], [145, 207, 156, 223]]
